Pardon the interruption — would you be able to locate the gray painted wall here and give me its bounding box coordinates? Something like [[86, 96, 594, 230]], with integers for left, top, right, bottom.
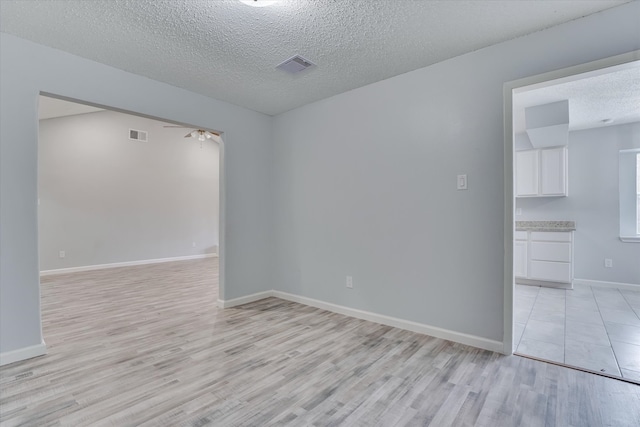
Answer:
[[0, 33, 273, 356], [516, 123, 640, 285], [38, 109, 219, 271], [2, 2, 640, 359], [272, 3, 640, 342]]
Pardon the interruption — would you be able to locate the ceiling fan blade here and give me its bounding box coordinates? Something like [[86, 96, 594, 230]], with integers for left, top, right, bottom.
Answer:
[[184, 132, 193, 138]]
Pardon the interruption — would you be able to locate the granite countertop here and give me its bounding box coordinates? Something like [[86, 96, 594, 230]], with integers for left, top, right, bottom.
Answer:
[[516, 220, 576, 232]]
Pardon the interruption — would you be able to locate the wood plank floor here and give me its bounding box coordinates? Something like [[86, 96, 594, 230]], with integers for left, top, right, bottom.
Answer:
[[1, 259, 639, 426]]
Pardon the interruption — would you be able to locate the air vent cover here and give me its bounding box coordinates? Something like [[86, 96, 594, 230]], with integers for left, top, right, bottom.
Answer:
[[276, 55, 315, 74], [129, 129, 148, 142]]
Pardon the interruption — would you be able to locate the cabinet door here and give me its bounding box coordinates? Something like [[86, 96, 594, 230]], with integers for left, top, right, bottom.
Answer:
[[530, 242, 572, 263], [540, 147, 567, 196], [514, 240, 528, 278], [530, 261, 572, 283], [516, 150, 539, 196]]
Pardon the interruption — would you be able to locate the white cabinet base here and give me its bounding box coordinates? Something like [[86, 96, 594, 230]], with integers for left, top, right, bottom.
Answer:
[[514, 240, 528, 278], [530, 260, 572, 283], [514, 229, 574, 289]]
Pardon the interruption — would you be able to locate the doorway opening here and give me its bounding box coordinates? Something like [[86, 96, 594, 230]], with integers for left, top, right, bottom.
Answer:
[[37, 93, 225, 349], [503, 52, 640, 383]]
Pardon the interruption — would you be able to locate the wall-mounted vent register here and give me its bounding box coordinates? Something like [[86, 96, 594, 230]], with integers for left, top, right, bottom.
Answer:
[[129, 129, 148, 142]]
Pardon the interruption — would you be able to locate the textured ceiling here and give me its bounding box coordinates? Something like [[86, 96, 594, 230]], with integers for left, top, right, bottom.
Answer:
[[513, 62, 640, 133], [0, 0, 632, 115]]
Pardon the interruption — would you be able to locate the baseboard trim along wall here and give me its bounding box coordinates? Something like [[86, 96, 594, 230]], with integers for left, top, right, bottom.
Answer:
[[0, 341, 47, 367], [573, 278, 640, 292], [40, 253, 218, 276], [218, 290, 503, 353], [217, 291, 274, 309]]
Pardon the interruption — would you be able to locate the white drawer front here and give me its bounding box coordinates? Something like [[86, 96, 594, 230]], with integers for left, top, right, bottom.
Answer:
[[530, 242, 571, 262], [530, 231, 572, 242], [515, 231, 528, 241], [530, 260, 571, 283]]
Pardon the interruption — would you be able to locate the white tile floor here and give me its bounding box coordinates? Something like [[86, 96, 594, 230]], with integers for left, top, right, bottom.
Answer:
[[514, 284, 640, 382]]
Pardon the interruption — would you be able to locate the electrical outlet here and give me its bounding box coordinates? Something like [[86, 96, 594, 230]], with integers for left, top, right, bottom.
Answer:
[[515, 208, 522, 216], [192, 241, 197, 248], [604, 259, 613, 268], [346, 276, 353, 288], [59, 250, 65, 258]]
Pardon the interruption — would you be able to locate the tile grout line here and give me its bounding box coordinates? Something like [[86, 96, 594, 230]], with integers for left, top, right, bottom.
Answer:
[[612, 287, 640, 379], [517, 285, 541, 352], [563, 287, 567, 365], [516, 284, 640, 384], [615, 288, 640, 379], [618, 288, 640, 322], [592, 285, 623, 378]]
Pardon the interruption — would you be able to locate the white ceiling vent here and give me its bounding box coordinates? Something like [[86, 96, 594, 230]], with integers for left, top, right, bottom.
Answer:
[[129, 129, 148, 142], [276, 55, 315, 74]]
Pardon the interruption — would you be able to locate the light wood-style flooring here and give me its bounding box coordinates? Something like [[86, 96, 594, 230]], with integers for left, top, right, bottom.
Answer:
[[1, 259, 639, 426]]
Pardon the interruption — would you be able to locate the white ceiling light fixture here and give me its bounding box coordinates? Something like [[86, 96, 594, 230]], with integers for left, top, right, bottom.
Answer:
[[163, 125, 220, 147], [239, 0, 279, 7], [189, 129, 218, 142], [187, 129, 219, 148]]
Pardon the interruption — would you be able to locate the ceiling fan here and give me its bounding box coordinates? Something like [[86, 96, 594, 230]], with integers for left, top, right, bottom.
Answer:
[[163, 125, 220, 142]]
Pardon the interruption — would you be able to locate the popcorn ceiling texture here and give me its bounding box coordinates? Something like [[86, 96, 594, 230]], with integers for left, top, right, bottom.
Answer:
[[513, 67, 640, 134], [0, 0, 630, 115]]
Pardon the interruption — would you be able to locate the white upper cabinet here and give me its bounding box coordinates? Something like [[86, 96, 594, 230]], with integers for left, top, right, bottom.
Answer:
[[515, 150, 539, 196], [516, 147, 567, 197], [540, 147, 567, 196]]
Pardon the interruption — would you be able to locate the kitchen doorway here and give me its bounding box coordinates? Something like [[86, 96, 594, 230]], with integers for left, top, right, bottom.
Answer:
[[504, 52, 640, 383]]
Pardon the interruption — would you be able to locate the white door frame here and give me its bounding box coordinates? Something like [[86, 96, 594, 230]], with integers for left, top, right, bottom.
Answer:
[[501, 50, 640, 355]]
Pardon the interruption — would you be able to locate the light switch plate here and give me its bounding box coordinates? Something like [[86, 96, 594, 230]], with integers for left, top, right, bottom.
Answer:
[[457, 174, 468, 190]]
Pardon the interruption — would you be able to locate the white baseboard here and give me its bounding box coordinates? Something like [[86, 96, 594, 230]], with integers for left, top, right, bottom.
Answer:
[[0, 341, 47, 366], [573, 278, 640, 292], [218, 289, 503, 353], [217, 291, 274, 308], [40, 253, 217, 276], [273, 291, 503, 353]]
